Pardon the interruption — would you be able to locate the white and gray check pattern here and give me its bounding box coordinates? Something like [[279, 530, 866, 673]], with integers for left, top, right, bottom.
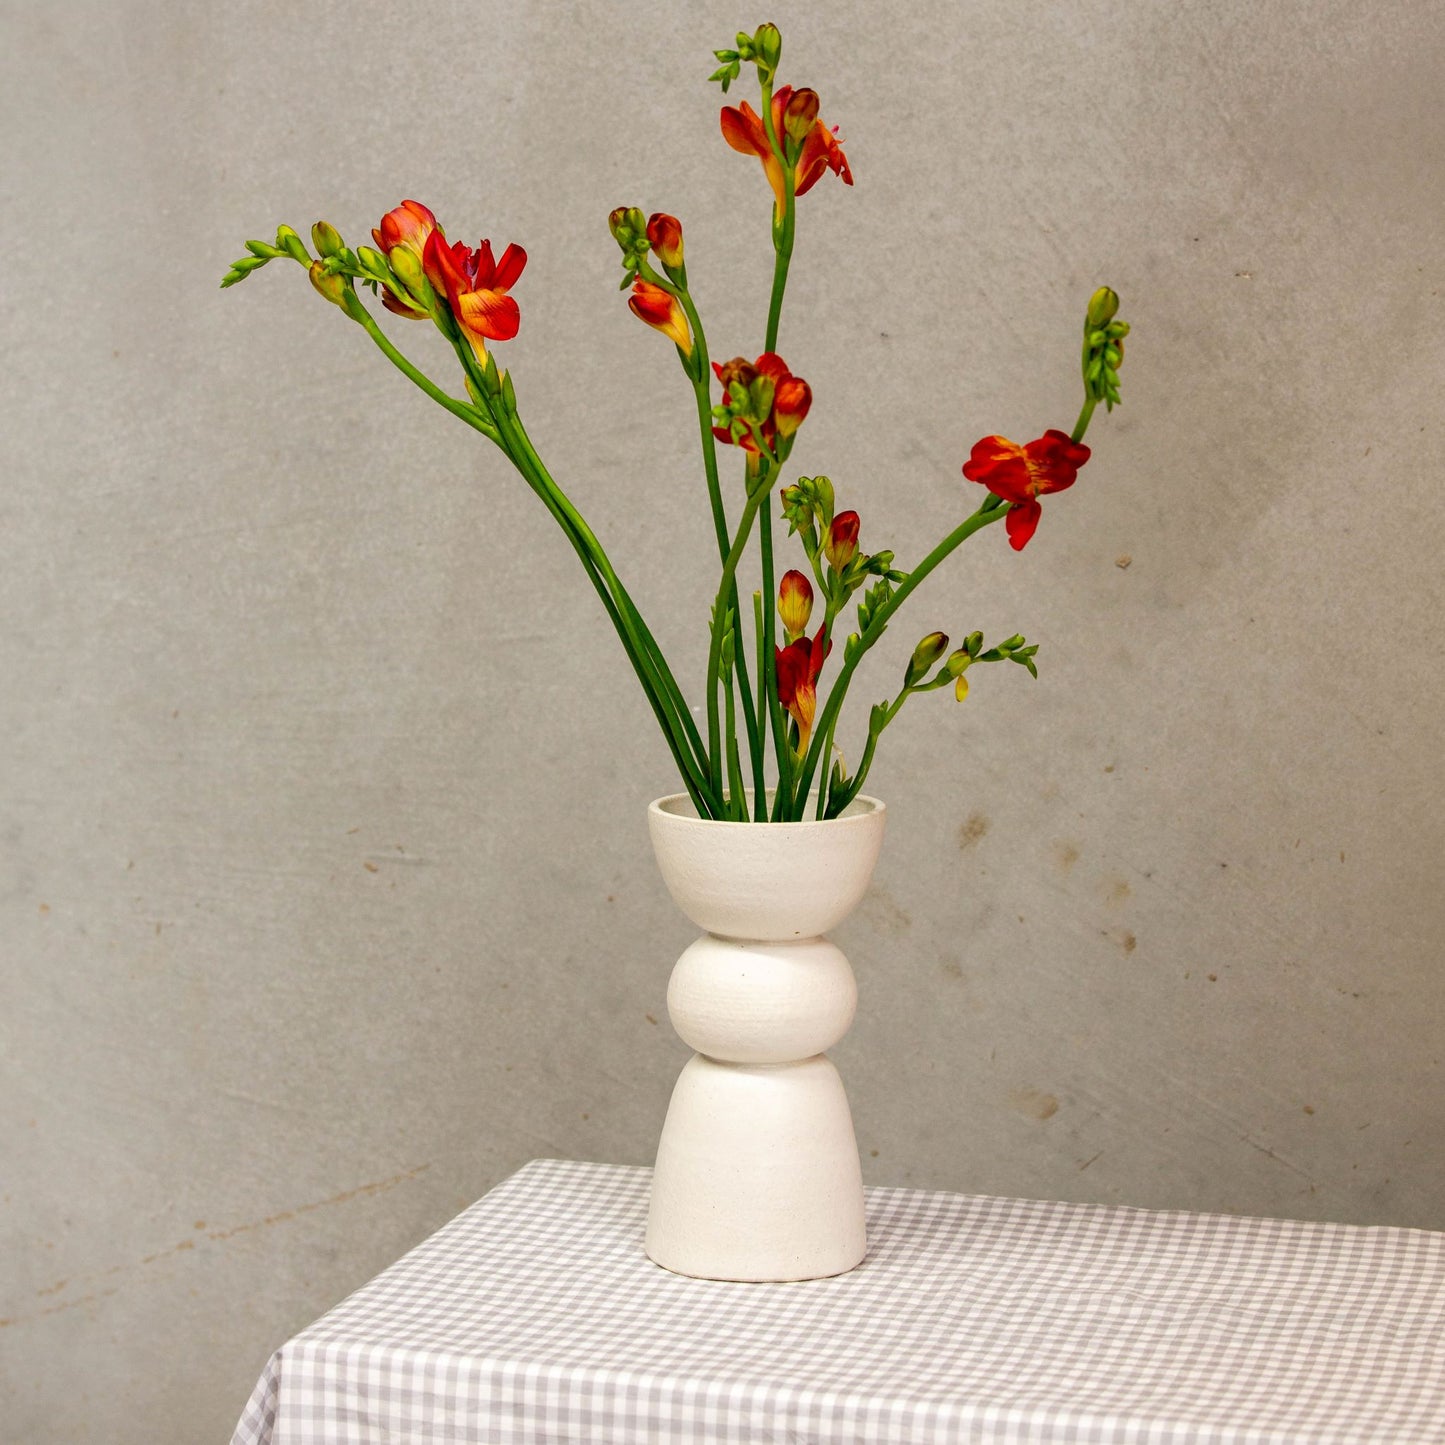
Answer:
[[232, 1158, 1445, 1444]]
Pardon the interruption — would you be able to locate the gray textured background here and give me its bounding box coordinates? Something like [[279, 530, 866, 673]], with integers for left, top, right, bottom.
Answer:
[[3, 0, 1444, 1439]]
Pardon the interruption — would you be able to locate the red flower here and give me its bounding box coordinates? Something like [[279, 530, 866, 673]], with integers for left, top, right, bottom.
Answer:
[[372, 200, 437, 261], [775, 625, 831, 754], [720, 84, 853, 220], [711, 352, 811, 455], [645, 213, 684, 272], [372, 200, 439, 318], [962, 430, 1091, 551], [823, 510, 860, 571], [778, 569, 813, 641], [628, 280, 692, 354], [422, 232, 527, 358]]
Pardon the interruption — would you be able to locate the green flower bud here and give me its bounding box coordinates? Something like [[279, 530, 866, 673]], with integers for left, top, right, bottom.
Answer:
[[356, 245, 390, 279], [812, 475, 835, 525], [1086, 286, 1120, 328], [965, 630, 984, 657], [947, 648, 972, 677], [311, 221, 343, 258], [998, 634, 1026, 652], [389, 246, 435, 310], [308, 260, 350, 309], [906, 631, 949, 686], [608, 206, 647, 249], [276, 225, 311, 264], [753, 22, 782, 73]]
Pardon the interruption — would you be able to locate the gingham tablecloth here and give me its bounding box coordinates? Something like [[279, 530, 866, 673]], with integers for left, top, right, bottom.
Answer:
[[231, 1158, 1445, 1444]]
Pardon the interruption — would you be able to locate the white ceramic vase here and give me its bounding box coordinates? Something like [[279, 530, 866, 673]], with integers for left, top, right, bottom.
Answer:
[[645, 792, 887, 1282]]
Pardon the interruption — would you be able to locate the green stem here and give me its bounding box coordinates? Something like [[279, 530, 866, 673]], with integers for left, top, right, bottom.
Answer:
[[724, 668, 746, 819], [447, 342, 717, 813], [630, 260, 767, 813], [759, 86, 797, 354], [346, 298, 499, 440], [706, 473, 773, 800], [830, 687, 909, 817], [501, 403, 717, 797], [790, 495, 1011, 810], [752, 589, 770, 819], [672, 282, 766, 810], [1072, 395, 1097, 445], [759, 488, 795, 819], [340, 305, 724, 808]]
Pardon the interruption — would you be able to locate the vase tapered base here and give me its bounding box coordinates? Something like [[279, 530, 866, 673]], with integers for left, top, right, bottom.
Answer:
[[646, 1053, 866, 1282]]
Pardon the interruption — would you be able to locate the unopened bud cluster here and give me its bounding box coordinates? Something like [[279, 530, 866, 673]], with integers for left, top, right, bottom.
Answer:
[[1083, 286, 1130, 411], [709, 22, 782, 91]]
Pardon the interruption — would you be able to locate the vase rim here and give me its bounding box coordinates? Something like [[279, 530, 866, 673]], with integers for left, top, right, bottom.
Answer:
[[649, 793, 885, 828]]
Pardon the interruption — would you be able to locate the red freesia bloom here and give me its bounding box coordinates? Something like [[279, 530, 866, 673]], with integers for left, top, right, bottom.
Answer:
[[778, 568, 813, 640], [372, 200, 437, 260], [372, 200, 439, 318], [962, 430, 1091, 551], [823, 510, 860, 571], [775, 625, 830, 754], [645, 213, 684, 271], [628, 280, 692, 354], [711, 351, 810, 454], [720, 84, 853, 220], [422, 231, 527, 358]]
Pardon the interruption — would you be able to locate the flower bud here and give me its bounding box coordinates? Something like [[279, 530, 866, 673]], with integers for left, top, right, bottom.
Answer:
[[355, 245, 390, 279], [308, 260, 350, 309], [773, 375, 812, 437], [954, 674, 970, 702], [311, 221, 343, 258], [608, 206, 647, 249], [783, 88, 820, 146], [947, 648, 972, 677], [716, 356, 758, 402], [276, 225, 311, 264], [780, 483, 813, 530], [646, 213, 684, 272], [906, 631, 949, 686], [812, 475, 835, 525], [628, 280, 693, 355], [823, 511, 860, 572], [778, 569, 814, 640], [1086, 286, 1120, 328], [371, 201, 437, 262], [965, 630, 984, 657], [753, 22, 782, 73], [749, 372, 777, 423], [388, 245, 436, 313]]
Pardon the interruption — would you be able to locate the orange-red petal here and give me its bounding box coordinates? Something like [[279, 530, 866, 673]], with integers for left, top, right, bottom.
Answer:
[[720, 102, 769, 158], [458, 288, 520, 342], [1005, 499, 1042, 551], [493, 243, 527, 291]]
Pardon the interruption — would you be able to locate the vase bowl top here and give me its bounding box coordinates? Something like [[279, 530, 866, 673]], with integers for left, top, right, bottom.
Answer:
[[647, 794, 886, 939]]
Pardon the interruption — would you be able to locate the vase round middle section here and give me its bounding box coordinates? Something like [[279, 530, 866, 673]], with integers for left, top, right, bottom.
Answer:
[[667, 935, 857, 1064]]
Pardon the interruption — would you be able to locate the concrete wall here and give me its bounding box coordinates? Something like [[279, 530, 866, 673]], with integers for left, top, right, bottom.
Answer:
[[3, 0, 1442, 1438]]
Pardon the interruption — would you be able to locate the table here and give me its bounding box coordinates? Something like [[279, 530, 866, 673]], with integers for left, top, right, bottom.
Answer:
[[232, 1158, 1445, 1444]]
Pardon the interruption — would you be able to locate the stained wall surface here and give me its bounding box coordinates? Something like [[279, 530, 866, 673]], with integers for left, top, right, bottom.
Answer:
[[2, 1, 1443, 1439]]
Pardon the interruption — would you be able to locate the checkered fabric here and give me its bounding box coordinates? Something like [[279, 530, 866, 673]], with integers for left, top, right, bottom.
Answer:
[[231, 1158, 1445, 1444]]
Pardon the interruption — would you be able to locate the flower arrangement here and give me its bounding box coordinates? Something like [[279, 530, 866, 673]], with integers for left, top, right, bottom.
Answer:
[[222, 22, 1130, 824]]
